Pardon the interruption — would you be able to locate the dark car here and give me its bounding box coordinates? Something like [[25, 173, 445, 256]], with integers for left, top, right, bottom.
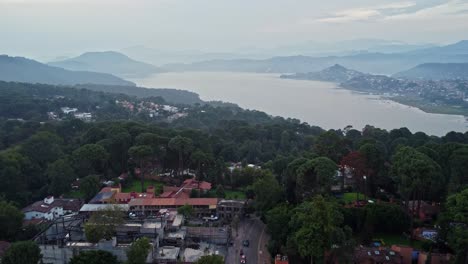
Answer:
[[243, 240, 250, 247]]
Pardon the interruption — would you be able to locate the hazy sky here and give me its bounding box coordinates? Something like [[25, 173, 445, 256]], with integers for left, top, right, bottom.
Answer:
[[1, 0, 468, 59]]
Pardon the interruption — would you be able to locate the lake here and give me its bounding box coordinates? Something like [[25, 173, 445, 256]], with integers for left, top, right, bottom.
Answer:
[[131, 72, 468, 136]]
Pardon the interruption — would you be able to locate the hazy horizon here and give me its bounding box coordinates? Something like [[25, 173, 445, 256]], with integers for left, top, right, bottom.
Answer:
[[1, 0, 468, 61]]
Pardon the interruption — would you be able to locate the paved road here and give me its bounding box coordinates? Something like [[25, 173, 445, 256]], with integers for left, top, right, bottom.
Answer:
[[226, 217, 271, 264]]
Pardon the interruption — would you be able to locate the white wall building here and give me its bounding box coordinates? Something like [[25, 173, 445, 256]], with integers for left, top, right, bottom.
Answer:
[[23, 196, 83, 221]]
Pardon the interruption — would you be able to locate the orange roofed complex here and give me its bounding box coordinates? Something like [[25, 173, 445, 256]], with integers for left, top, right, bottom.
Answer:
[[89, 185, 155, 204], [86, 178, 220, 217]]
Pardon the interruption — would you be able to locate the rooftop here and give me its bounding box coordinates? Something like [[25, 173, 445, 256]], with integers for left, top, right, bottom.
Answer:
[[156, 246, 180, 260], [166, 229, 186, 240], [172, 214, 184, 227], [23, 197, 83, 214], [182, 178, 212, 191], [129, 198, 218, 207], [89, 191, 115, 204], [79, 204, 129, 212], [142, 220, 163, 229], [183, 248, 205, 263], [218, 199, 246, 206]]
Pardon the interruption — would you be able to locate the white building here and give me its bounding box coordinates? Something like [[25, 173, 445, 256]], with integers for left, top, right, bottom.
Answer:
[[74, 112, 92, 122], [22, 196, 83, 221], [60, 107, 78, 114]]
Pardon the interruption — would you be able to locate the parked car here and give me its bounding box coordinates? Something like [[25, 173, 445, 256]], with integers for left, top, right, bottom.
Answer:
[[243, 240, 250, 247]]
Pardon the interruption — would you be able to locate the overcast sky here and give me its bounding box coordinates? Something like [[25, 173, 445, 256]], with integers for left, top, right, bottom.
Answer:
[[1, 0, 468, 59]]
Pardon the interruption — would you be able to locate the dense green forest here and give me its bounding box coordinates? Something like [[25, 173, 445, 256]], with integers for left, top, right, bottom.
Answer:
[[0, 81, 467, 263]]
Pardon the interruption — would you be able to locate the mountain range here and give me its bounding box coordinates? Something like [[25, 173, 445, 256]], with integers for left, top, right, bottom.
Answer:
[[163, 40, 468, 75], [394, 63, 468, 80], [269, 39, 437, 57], [122, 39, 436, 65], [0, 55, 134, 86], [49, 51, 163, 78]]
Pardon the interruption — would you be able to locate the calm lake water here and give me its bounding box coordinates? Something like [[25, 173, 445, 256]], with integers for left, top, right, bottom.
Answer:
[[131, 72, 468, 136]]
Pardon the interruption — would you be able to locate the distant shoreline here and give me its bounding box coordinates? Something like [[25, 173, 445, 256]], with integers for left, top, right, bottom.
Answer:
[[332, 83, 468, 118]]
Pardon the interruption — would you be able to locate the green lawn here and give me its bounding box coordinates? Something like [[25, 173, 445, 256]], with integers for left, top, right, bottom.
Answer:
[[206, 189, 246, 199], [225, 190, 246, 200], [122, 179, 164, 195], [375, 233, 425, 250], [342, 192, 365, 203]]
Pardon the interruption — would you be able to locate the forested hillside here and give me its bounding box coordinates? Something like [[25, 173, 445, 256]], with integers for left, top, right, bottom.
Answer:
[[0, 81, 467, 263], [0, 55, 134, 86]]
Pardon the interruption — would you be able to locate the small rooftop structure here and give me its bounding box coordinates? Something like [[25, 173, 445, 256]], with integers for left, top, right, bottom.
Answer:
[[183, 248, 205, 263], [61, 107, 78, 114], [155, 246, 180, 261], [166, 228, 187, 240], [172, 214, 184, 228]]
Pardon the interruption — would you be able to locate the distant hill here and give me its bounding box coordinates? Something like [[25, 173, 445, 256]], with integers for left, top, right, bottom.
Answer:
[[75, 84, 203, 105], [164, 40, 468, 75], [49, 51, 163, 78], [394, 63, 468, 80], [406, 40, 468, 56], [281, 64, 365, 83], [0, 55, 135, 86]]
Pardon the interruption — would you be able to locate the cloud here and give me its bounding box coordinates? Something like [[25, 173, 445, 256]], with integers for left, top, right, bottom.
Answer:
[[316, 8, 382, 23], [384, 0, 468, 20], [309, 1, 468, 24], [312, 1, 415, 23]]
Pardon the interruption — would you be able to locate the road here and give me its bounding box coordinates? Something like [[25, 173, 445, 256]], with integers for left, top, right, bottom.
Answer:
[[226, 217, 271, 264]]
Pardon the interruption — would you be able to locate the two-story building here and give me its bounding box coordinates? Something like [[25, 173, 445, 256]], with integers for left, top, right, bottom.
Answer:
[[217, 199, 246, 220], [129, 198, 218, 217], [22, 196, 83, 221]]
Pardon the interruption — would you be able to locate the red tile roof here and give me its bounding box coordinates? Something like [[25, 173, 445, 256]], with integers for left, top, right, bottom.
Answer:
[[182, 178, 212, 190], [160, 191, 176, 198], [159, 189, 190, 199], [115, 192, 132, 200], [114, 192, 154, 203]]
